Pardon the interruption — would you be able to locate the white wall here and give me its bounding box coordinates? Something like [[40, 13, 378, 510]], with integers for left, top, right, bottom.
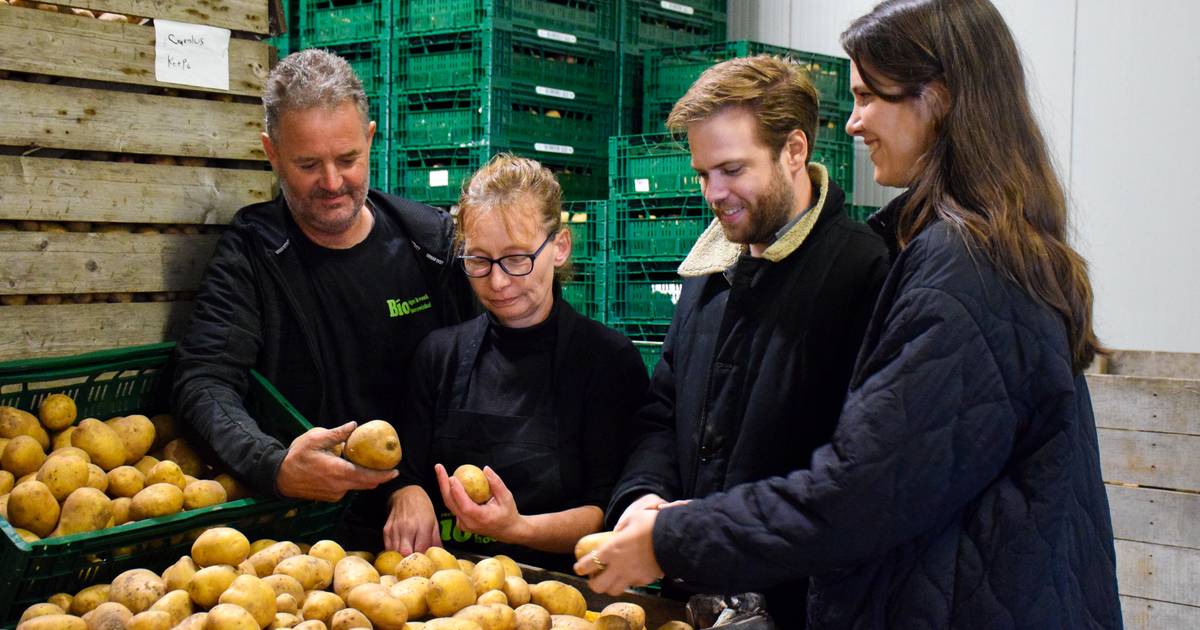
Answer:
[[732, 0, 1200, 352]]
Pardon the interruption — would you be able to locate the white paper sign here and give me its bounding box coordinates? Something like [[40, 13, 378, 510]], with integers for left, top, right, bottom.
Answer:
[[429, 170, 450, 188], [536, 86, 576, 100], [537, 28, 578, 44], [535, 142, 575, 155], [634, 178, 651, 193], [155, 19, 231, 91], [661, 1, 696, 15]]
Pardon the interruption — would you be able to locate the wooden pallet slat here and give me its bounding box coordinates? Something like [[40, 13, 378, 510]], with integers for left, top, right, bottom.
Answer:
[[1116, 540, 1200, 609], [0, 156, 272, 225], [1098, 428, 1200, 492], [0, 301, 194, 361], [1087, 373, 1200, 435], [32, 0, 271, 35], [1104, 350, 1200, 380], [1106, 484, 1200, 550], [1120, 596, 1200, 630], [0, 233, 219, 295]]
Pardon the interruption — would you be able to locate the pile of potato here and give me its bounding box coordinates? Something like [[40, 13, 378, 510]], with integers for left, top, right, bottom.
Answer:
[[0, 394, 251, 542], [15, 526, 693, 630]]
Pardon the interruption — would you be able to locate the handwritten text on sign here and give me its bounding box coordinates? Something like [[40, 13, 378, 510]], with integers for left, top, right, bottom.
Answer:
[[155, 19, 231, 91]]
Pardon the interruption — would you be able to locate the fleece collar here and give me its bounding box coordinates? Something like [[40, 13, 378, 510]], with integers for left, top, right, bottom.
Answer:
[[678, 162, 832, 277]]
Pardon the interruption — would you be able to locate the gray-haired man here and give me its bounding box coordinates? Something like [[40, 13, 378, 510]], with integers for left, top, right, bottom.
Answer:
[[172, 50, 474, 546]]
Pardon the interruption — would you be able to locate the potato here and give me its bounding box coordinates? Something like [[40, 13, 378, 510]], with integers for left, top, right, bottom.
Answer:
[[452, 465, 491, 503], [493, 555, 522, 579], [130, 483, 184, 520], [15, 614, 87, 630], [18, 603, 63, 625], [529, 581, 585, 617], [161, 439, 205, 477], [163, 556, 198, 591], [205, 603, 259, 629], [0, 493, 9, 521], [36, 453, 89, 500], [477, 589, 507, 606], [425, 619, 484, 630], [394, 551, 435, 579], [193, 526, 251, 567], [133, 456, 160, 476], [293, 621, 328, 630], [54, 487, 113, 536], [270, 612, 301, 629], [455, 603, 515, 630], [389, 575, 429, 618], [426, 547, 459, 572], [573, 532, 614, 561], [275, 554, 334, 591], [599, 603, 645, 630], [347, 551, 375, 563], [16, 472, 36, 486], [654, 623, 692, 630], [594, 616, 632, 630], [213, 473, 251, 501], [347, 582, 407, 630], [333, 555, 380, 600], [249, 538, 278, 554], [372, 550, 403, 576], [52, 428, 75, 451], [501, 576, 530, 607], [276, 592, 299, 615], [263, 573, 305, 601], [309, 539, 346, 567], [300, 590, 345, 626], [38, 394, 77, 431], [3, 435, 47, 478], [71, 419, 126, 471], [48, 592, 73, 611], [148, 589, 192, 625], [8, 480, 60, 537], [105, 414, 155, 464], [219, 574, 278, 627], [330, 607, 372, 630], [86, 463, 108, 492], [106, 465, 145, 498], [249, 540, 302, 576], [428, 569, 476, 618], [472, 559, 505, 595], [173, 612, 208, 630], [380, 574, 398, 588], [106, 568, 166, 615], [549, 615, 591, 630], [48, 446, 91, 464], [148, 414, 176, 451], [343, 420, 402, 470], [82, 601, 133, 629], [0, 406, 46, 447], [145, 460, 185, 490], [186, 565, 238, 608], [0, 469, 13, 493], [70, 583, 111, 615], [513, 604, 549, 630], [12, 527, 39, 542], [127, 610, 173, 630], [459, 559, 476, 574]]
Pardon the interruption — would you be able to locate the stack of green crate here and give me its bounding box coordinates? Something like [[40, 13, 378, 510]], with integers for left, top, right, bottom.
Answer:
[[391, 0, 619, 208], [293, 0, 392, 191], [266, 0, 299, 58], [641, 40, 855, 194], [560, 200, 608, 321], [605, 133, 703, 345], [617, 0, 727, 135]]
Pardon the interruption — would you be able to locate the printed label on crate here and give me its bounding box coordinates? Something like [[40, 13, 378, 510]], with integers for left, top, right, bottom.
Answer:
[[535, 143, 575, 155], [429, 170, 450, 187], [154, 19, 230, 91], [634, 178, 651, 193], [660, 1, 696, 15], [536, 86, 577, 100], [537, 28, 578, 44]]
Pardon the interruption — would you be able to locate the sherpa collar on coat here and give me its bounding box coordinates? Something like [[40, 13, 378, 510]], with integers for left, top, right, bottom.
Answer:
[[678, 162, 832, 277]]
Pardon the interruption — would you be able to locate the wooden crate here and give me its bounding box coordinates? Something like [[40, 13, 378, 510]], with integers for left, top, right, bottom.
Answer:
[[1087, 352, 1200, 630], [0, 1, 278, 360]]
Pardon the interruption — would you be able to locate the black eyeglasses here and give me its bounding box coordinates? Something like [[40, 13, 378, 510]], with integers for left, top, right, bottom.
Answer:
[[459, 231, 558, 278]]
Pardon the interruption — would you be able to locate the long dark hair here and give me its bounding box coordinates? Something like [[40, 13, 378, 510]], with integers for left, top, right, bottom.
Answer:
[[842, 0, 1102, 371]]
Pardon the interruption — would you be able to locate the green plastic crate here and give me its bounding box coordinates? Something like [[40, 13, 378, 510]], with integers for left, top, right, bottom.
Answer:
[[396, 0, 618, 42], [611, 195, 709, 260], [847, 204, 878, 223], [619, 0, 726, 53], [606, 318, 670, 341], [633, 340, 663, 374], [395, 88, 612, 158], [562, 200, 607, 263], [619, 51, 644, 135], [561, 260, 605, 322], [393, 146, 607, 206], [394, 26, 617, 102], [607, 260, 682, 327], [299, 0, 390, 46], [644, 41, 851, 111], [324, 39, 391, 95], [811, 138, 854, 195], [0, 343, 343, 625], [608, 133, 695, 198]]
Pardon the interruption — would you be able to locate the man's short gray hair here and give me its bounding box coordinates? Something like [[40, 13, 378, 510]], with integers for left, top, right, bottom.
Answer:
[[263, 49, 370, 140]]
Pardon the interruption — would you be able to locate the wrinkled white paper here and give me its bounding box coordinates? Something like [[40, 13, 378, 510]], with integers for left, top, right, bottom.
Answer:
[[155, 19, 230, 91]]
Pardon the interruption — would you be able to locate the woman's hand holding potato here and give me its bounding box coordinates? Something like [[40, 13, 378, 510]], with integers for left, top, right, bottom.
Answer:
[[383, 484, 443, 555], [434, 464, 525, 543], [275, 422, 398, 502]]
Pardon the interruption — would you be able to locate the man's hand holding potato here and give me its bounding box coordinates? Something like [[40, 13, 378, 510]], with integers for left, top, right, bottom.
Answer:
[[435, 463, 528, 543]]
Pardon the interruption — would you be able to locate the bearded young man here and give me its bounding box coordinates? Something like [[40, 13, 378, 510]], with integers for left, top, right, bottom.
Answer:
[[596, 55, 890, 627], [172, 49, 474, 548]]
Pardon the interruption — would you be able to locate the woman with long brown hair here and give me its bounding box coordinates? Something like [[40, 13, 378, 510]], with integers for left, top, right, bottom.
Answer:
[[576, 1, 1122, 627]]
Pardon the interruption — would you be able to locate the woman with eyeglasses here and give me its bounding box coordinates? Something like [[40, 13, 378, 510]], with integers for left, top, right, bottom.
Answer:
[[382, 154, 648, 569]]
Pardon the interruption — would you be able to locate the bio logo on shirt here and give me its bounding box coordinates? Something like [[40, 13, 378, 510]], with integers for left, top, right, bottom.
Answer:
[[387, 293, 432, 318]]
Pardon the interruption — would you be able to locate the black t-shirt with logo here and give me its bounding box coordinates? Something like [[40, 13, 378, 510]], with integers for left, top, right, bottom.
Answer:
[[288, 204, 440, 426]]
